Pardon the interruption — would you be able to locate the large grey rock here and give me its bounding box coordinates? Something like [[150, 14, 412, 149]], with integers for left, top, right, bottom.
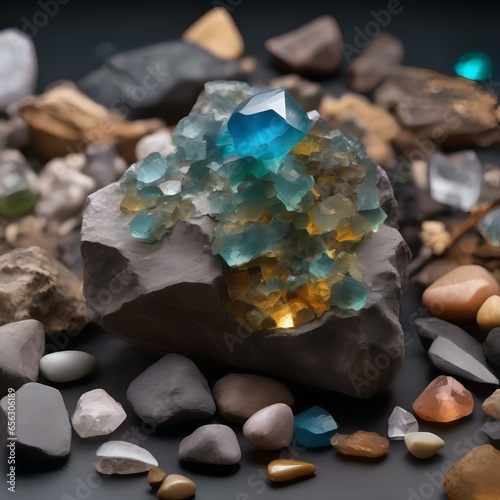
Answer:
[[0, 28, 38, 113], [82, 175, 409, 397], [0, 382, 71, 461], [78, 41, 246, 124], [0, 320, 45, 397], [127, 353, 215, 426]]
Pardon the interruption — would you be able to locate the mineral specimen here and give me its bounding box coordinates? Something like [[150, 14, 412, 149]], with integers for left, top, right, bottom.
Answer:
[[412, 375, 474, 423], [387, 406, 418, 440], [478, 207, 500, 245], [266, 459, 316, 482], [95, 441, 158, 475], [82, 81, 410, 398], [482, 389, 500, 419], [294, 406, 338, 448], [330, 430, 389, 458]]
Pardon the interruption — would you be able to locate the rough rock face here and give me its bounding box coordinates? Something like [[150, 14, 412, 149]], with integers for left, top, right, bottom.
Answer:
[[0, 246, 90, 334], [82, 169, 410, 398]]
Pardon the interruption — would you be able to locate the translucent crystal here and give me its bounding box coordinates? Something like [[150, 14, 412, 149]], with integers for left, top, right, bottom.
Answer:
[[227, 89, 309, 159], [455, 52, 492, 81], [293, 406, 338, 448], [477, 207, 500, 245], [136, 153, 168, 184], [129, 211, 171, 243], [72, 389, 127, 438], [428, 151, 482, 211], [387, 406, 419, 440]]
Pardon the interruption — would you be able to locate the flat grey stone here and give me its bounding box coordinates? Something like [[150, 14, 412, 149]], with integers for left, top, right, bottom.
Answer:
[[484, 328, 500, 369], [78, 41, 245, 124], [178, 424, 241, 465], [428, 337, 498, 385], [82, 171, 410, 398], [0, 320, 45, 397], [0, 382, 71, 461], [127, 353, 215, 426]]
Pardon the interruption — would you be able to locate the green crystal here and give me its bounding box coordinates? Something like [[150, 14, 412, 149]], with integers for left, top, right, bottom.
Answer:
[[455, 52, 492, 81]]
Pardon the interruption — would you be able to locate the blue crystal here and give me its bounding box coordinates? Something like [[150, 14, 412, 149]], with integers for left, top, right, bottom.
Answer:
[[331, 276, 369, 311], [455, 52, 492, 81], [227, 89, 309, 160], [478, 207, 500, 246], [136, 153, 167, 184], [294, 406, 338, 448], [129, 211, 170, 244]]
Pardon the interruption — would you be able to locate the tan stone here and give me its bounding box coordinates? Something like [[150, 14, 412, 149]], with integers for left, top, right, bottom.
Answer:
[[182, 7, 243, 60], [266, 459, 316, 482], [413, 375, 474, 423], [482, 389, 500, 419], [148, 466, 167, 491], [444, 445, 500, 500], [477, 295, 500, 331], [319, 94, 400, 168], [0, 246, 89, 334], [330, 430, 389, 458], [156, 474, 196, 500], [18, 82, 163, 163], [404, 432, 445, 459], [422, 265, 500, 321]]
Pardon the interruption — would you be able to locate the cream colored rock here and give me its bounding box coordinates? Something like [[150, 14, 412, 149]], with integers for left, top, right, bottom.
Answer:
[[156, 474, 196, 500], [213, 373, 294, 422], [477, 295, 500, 331], [422, 265, 500, 322], [482, 389, 500, 420], [404, 432, 445, 459], [182, 7, 243, 60]]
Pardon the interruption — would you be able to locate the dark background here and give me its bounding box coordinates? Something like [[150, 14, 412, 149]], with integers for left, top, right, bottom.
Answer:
[[1, 1, 500, 499]]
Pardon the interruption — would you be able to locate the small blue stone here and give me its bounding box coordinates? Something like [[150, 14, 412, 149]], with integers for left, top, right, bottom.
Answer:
[[294, 406, 338, 448], [455, 52, 492, 81], [227, 89, 309, 160], [136, 153, 167, 184]]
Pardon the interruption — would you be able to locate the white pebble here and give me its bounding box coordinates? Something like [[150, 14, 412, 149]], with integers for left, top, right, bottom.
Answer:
[[404, 431, 445, 459], [40, 350, 96, 382]]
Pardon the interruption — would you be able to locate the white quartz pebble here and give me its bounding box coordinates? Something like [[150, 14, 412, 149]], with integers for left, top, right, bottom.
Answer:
[[95, 441, 158, 475], [40, 350, 96, 382], [388, 406, 419, 440], [404, 432, 445, 459], [243, 403, 294, 450]]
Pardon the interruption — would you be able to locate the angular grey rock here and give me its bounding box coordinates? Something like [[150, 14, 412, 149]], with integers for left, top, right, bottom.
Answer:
[[127, 353, 215, 426], [0, 382, 71, 460], [428, 337, 498, 385], [78, 41, 246, 124], [82, 177, 410, 398], [481, 420, 500, 441], [178, 424, 241, 465], [0, 320, 45, 397], [484, 328, 500, 369], [0, 28, 38, 113]]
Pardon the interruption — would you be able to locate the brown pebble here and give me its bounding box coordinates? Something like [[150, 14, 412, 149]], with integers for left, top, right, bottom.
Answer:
[[482, 388, 500, 419], [422, 265, 500, 321], [266, 459, 316, 482], [156, 474, 196, 500], [148, 466, 167, 491], [330, 430, 389, 458]]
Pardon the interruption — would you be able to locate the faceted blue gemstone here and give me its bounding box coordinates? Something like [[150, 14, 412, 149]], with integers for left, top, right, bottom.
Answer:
[[129, 211, 169, 244], [136, 153, 167, 184], [294, 406, 338, 448], [455, 52, 492, 81], [331, 276, 369, 311], [227, 89, 309, 160]]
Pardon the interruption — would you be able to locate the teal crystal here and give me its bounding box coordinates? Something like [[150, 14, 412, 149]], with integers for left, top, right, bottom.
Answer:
[[294, 406, 338, 448], [455, 52, 492, 81], [227, 89, 309, 159], [478, 207, 500, 246], [119, 81, 386, 331]]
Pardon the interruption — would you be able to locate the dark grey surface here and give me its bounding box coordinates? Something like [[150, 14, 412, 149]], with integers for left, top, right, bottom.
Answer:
[[1, 1, 500, 499]]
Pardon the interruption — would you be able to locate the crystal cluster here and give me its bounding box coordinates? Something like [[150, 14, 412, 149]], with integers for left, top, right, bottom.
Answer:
[[119, 81, 385, 332]]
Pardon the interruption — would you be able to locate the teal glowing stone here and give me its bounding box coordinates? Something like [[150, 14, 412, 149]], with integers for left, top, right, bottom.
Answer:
[[294, 406, 339, 448], [455, 52, 492, 81], [227, 89, 309, 159]]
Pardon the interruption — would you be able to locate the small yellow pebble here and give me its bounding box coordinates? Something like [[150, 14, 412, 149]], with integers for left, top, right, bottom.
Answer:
[[266, 459, 316, 482], [148, 466, 167, 491], [156, 474, 196, 500], [477, 295, 500, 331]]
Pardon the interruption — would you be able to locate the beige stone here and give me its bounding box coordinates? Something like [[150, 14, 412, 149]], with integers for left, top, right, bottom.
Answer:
[[266, 459, 316, 482], [182, 7, 243, 60], [156, 474, 196, 500], [404, 432, 445, 459], [477, 295, 500, 331], [482, 389, 500, 419], [0, 246, 89, 334], [148, 466, 167, 491], [444, 445, 500, 500], [330, 430, 389, 458], [422, 265, 500, 321]]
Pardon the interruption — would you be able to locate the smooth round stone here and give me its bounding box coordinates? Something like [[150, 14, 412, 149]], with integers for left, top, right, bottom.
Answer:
[[422, 265, 500, 321], [148, 466, 167, 491], [156, 474, 196, 500], [484, 328, 500, 368], [95, 441, 158, 475], [212, 373, 294, 422], [243, 403, 294, 450], [404, 432, 445, 459], [477, 295, 500, 331], [40, 350, 96, 383], [444, 445, 500, 499], [266, 459, 316, 482]]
